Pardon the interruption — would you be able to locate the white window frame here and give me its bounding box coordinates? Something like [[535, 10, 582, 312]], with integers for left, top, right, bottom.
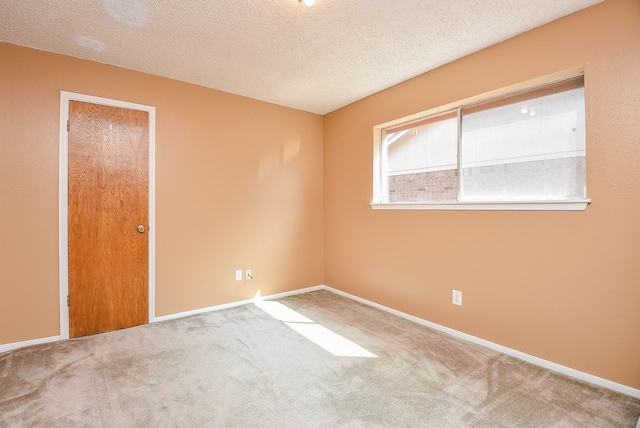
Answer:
[[371, 74, 590, 211]]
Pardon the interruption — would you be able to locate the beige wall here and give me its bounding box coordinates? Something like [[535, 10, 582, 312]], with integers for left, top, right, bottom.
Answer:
[[324, 0, 640, 389], [0, 42, 324, 344]]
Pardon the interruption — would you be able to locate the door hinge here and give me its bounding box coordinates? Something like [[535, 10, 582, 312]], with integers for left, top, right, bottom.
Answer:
[[67, 295, 70, 307], [67, 120, 70, 132]]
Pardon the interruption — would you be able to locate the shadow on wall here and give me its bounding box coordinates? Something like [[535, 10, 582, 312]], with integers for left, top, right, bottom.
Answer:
[[258, 136, 301, 183]]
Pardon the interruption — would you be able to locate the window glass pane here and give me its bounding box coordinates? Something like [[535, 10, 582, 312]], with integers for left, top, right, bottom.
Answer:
[[460, 79, 585, 201], [382, 111, 457, 202]]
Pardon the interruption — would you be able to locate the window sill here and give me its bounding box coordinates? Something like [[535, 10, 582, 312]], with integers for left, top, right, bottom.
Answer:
[[370, 199, 590, 211]]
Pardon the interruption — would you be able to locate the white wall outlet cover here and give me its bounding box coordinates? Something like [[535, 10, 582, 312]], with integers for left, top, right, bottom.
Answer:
[[246, 270, 252, 280], [452, 290, 463, 306], [235, 270, 242, 281]]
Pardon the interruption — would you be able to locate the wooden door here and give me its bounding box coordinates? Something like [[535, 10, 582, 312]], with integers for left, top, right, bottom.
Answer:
[[68, 100, 149, 338]]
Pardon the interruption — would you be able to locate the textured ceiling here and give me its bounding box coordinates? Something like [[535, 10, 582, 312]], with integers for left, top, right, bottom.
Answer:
[[0, 0, 602, 114]]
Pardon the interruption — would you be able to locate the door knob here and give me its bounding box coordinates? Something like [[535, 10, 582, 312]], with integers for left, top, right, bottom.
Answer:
[[137, 225, 146, 233]]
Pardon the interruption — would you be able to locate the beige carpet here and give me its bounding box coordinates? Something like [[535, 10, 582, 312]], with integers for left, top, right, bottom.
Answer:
[[1, 290, 639, 427]]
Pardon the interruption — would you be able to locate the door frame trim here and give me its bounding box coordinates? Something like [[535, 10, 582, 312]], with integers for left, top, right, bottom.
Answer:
[[58, 91, 156, 340]]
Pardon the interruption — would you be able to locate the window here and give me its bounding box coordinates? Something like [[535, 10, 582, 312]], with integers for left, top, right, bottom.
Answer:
[[373, 75, 589, 210]]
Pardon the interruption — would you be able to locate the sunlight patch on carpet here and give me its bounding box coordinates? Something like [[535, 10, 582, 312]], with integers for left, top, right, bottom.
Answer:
[[254, 297, 377, 358], [285, 322, 377, 358], [253, 299, 313, 323]]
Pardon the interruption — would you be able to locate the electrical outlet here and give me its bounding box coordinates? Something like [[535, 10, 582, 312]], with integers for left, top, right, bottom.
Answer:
[[452, 290, 462, 306], [246, 270, 252, 280], [235, 270, 242, 281]]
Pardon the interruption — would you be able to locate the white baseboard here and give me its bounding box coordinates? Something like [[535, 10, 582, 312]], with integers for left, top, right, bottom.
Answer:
[[2, 284, 638, 400], [260, 285, 327, 301], [153, 285, 326, 322], [0, 335, 61, 353], [322, 285, 640, 400], [0, 286, 326, 351]]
